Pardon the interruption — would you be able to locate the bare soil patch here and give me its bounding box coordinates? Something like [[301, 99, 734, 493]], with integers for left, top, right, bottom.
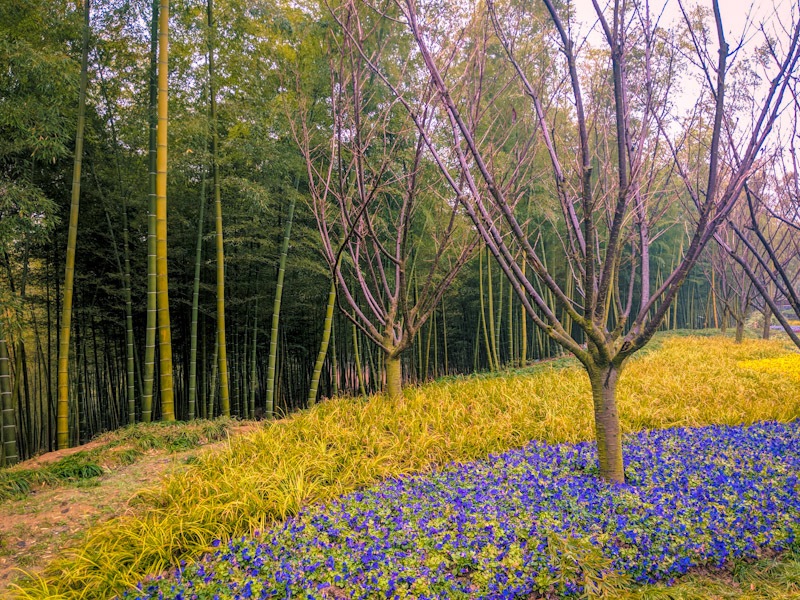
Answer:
[[0, 421, 258, 594]]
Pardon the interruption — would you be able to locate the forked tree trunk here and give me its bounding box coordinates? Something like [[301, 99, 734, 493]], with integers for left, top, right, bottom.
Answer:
[[588, 363, 624, 483], [384, 352, 402, 401]]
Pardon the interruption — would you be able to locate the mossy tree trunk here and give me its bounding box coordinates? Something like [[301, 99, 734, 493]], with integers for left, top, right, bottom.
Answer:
[[384, 351, 402, 401]]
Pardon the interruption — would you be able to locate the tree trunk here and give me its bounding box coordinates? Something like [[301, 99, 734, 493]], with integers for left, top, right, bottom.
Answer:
[[57, 0, 90, 449], [385, 352, 402, 401], [762, 307, 771, 340], [588, 363, 624, 483], [735, 319, 744, 343]]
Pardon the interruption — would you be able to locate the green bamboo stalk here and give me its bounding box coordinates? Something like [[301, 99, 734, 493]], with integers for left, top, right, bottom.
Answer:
[[521, 262, 527, 366], [207, 0, 229, 417], [249, 309, 258, 417], [208, 335, 218, 418], [100, 202, 136, 424], [56, 0, 90, 449], [330, 324, 338, 396], [508, 273, 514, 366], [142, 0, 159, 424], [352, 323, 365, 396], [496, 267, 503, 366], [433, 306, 439, 378], [96, 62, 137, 426], [155, 0, 175, 421], [265, 195, 296, 418], [121, 196, 135, 424], [442, 300, 448, 375], [187, 162, 207, 421], [487, 247, 499, 368], [0, 322, 17, 466], [308, 277, 336, 407], [479, 248, 494, 370]]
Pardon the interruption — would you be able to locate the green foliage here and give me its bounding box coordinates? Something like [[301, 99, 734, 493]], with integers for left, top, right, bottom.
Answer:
[[0, 470, 32, 501], [0, 453, 104, 502], [11, 335, 800, 599], [99, 419, 231, 454], [46, 454, 104, 481]]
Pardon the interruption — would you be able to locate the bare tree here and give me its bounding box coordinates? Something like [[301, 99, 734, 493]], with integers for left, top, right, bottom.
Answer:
[[716, 161, 800, 348], [290, 13, 477, 400], [335, 0, 800, 481], [705, 222, 757, 342]]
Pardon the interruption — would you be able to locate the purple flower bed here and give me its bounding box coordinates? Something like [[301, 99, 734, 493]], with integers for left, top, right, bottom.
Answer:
[[131, 421, 800, 599]]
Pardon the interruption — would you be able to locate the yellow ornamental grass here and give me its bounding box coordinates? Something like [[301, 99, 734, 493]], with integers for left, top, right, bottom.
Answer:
[[11, 335, 800, 599], [739, 353, 800, 383]]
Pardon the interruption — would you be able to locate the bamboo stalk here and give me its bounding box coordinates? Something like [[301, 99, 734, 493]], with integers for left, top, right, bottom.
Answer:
[[57, 0, 90, 448], [155, 0, 175, 421]]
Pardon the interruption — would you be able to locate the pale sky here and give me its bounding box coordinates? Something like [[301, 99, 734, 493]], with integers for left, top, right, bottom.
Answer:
[[569, 0, 798, 138], [571, 0, 796, 42]]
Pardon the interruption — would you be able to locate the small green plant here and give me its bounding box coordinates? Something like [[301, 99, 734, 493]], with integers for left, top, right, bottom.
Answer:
[[47, 454, 104, 482], [0, 470, 33, 501], [115, 448, 144, 466]]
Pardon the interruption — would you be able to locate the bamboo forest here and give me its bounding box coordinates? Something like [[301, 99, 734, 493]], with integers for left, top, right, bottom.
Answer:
[[2, 0, 800, 597]]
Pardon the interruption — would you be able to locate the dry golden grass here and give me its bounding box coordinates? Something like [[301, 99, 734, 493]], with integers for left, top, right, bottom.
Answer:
[[10, 335, 800, 599]]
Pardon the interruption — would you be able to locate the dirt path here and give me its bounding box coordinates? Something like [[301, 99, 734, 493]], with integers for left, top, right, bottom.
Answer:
[[0, 422, 259, 594], [0, 450, 195, 593]]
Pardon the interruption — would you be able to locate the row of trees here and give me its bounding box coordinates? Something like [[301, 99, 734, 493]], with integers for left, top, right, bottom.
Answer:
[[1, 0, 799, 482]]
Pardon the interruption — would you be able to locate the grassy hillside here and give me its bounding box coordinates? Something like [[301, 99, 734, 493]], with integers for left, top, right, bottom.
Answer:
[[10, 334, 800, 599]]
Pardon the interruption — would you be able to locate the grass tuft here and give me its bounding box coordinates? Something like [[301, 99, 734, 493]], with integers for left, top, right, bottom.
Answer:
[[46, 453, 105, 481], [11, 335, 800, 599], [0, 453, 105, 502], [0, 470, 33, 501]]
